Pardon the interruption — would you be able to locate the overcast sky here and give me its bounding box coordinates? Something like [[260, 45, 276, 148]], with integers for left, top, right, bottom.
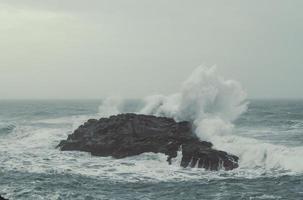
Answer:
[[0, 0, 302, 99]]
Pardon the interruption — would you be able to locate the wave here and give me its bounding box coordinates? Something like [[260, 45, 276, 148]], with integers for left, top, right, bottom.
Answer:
[[98, 66, 303, 174]]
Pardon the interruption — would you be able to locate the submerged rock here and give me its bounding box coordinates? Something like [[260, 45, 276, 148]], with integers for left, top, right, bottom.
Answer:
[[58, 113, 238, 170]]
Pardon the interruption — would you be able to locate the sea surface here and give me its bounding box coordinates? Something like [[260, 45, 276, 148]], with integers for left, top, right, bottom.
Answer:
[[0, 99, 303, 200]]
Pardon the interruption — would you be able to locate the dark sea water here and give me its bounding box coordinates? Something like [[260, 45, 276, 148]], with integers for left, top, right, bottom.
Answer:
[[1, 99, 303, 200]]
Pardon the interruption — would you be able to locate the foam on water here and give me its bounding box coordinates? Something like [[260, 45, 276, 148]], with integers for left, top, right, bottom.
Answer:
[[0, 113, 286, 183], [0, 118, 239, 182]]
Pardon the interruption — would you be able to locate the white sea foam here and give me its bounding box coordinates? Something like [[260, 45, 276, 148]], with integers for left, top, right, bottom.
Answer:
[[0, 123, 233, 182]]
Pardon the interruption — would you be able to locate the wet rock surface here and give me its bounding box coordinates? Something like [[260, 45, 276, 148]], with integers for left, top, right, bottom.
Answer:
[[58, 113, 238, 170]]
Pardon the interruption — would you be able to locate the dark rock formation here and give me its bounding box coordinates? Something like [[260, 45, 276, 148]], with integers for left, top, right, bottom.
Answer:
[[58, 113, 238, 170], [0, 195, 8, 200]]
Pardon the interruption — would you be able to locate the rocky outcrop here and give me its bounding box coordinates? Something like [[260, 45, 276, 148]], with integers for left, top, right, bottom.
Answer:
[[58, 113, 238, 170]]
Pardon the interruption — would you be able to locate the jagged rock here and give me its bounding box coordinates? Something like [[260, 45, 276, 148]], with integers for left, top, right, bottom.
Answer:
[[58, 113, 238, 170]]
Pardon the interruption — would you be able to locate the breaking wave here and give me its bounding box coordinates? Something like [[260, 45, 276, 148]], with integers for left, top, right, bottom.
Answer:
[[98, 66, 303, 174]]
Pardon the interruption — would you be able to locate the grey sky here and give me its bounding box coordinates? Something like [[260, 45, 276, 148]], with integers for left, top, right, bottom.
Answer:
[[0, 0, 302, 99]]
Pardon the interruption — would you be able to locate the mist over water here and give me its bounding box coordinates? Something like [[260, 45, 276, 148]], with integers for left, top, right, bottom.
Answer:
[[1, 67, 303, 199]]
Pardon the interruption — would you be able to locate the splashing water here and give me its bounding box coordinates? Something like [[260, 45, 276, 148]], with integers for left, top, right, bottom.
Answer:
[[98, 66, 303, 174], [99, 66, 248, 139], [138, 66, 248, 140]]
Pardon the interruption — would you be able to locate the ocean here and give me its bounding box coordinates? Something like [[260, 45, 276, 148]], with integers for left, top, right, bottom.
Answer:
[[0, 99, 303, 200]]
